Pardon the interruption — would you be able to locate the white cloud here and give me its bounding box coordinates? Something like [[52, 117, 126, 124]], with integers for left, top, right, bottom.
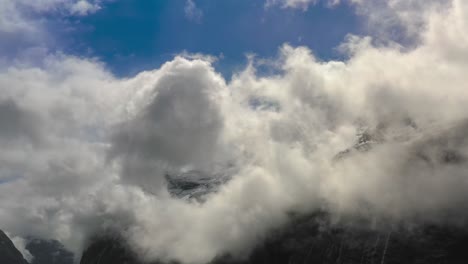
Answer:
[[0, 0, 103, 69], [266, 0, 448, 45], [184, 0, 203, 23], [1, 1, 468, 264], [265, 0, 340, 10], [0, 0, 102, 33], [70, 0, 101, 16]]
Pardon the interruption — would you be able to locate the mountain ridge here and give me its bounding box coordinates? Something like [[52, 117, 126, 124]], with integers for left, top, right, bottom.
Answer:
[[0, 229, 29, 264]]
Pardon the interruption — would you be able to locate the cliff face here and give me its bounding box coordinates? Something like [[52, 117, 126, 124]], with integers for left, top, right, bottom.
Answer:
[[212, 215, 468, 264], [4, 220, 468, 264], [26, 238, 74, 264], [80, 236, 163, 264], [79, 213, 468, 264], [0, 230, 29, 264]]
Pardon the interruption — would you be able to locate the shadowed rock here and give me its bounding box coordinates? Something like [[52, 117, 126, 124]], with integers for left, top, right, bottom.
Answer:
[[0, 230, 28, 264], [79, 213, 468, 264], [26, 238, 74, 264]]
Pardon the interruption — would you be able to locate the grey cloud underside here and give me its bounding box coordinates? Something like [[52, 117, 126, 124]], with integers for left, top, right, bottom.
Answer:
[[0, 99, 42, 144]]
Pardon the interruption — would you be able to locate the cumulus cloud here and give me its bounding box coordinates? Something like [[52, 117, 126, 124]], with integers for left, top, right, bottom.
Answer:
[[110, 58, 229, 193], [1, 0, 468, 264]]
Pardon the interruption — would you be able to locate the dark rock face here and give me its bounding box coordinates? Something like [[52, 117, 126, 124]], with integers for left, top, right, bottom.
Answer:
[[79, 213, 468, 264], [0, 230, 28, 264], [214, 214, 468, 264], [26, 238, 74, 264], [165, 170, 231, 201], [80, 236, 156, 264]]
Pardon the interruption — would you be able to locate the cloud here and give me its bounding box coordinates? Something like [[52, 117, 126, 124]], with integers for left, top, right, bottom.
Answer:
[[110, 58, 228, 193], [0, 0, 101, 33], [0, 1, 468, 264], [70, 0, 101, 16], [265, 0, 340, 10], [265, 0, 448, 45], [184, 0, 203, 23], [0, 0, 103, 70]]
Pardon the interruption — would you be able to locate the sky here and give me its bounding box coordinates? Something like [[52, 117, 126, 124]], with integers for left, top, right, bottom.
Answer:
[[65, 0, 361, 76], [3, 0, 362, 77], [2, 1, 468, 264]]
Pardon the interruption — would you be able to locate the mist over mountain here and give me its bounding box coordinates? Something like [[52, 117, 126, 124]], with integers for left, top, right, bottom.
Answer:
[[77, 216, 468, 264], [2, 0, 468, 263]]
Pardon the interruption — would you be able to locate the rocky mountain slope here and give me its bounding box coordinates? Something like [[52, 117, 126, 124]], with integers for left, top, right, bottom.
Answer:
[[0, 230, 28, 264], [0, 229, 74, 264], [79, 213, 468, 264], [26, 238, 74, 264]]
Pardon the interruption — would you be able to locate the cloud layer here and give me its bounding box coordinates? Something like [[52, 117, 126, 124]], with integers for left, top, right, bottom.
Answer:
[[0, 0, 103, 70], [1, 0, 468, 263], [0, 0, 101, 33]]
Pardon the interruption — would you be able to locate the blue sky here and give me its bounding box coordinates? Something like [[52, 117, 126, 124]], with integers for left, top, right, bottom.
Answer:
[[44, 0, 363, 77]]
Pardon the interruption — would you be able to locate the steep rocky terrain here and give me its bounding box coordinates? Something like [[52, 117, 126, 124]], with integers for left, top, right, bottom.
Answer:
[[79, 213, 468, 264], [80, 235, 153, 264], [26, 238, 74, 264], [212, 215, 468, 264], [165, 170, 231, 201], [0, 230, 28, 264]]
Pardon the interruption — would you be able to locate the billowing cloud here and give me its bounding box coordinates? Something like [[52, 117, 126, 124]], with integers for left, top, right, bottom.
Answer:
[[1, 1, 468, 264], [110, 58, 228, 192]]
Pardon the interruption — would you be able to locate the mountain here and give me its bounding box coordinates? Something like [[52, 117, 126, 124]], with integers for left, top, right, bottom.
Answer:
[[212, 213, 468, 264], [0, 230, 29, 264], [26, 238, 74, 264], [80, 235, 161, 264], [165, 169, 231, 201], [0, 229, 74, 264], [79, 212, 468, 264]]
